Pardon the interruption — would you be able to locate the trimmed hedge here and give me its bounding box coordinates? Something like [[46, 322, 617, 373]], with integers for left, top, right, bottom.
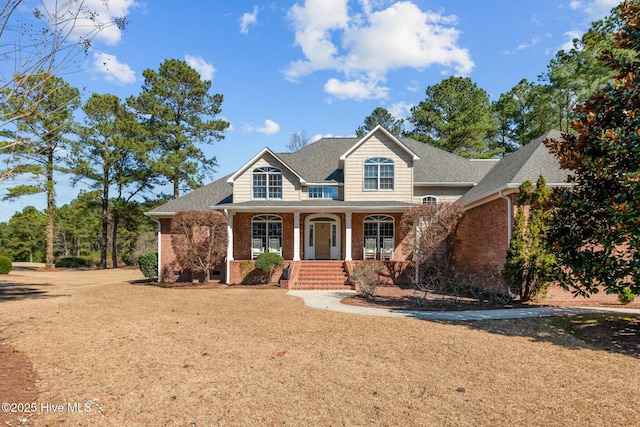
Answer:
[[0, 256, 12, 274], [137, 253, 158, 278], [254, 252, 284, 283]]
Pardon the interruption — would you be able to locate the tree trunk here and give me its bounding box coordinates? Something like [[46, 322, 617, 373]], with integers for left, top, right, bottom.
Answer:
[[111, 213, 119, 268], [173, 179, 180, 199], [45, 148, 55, 269], [100, 177, 109, 269]]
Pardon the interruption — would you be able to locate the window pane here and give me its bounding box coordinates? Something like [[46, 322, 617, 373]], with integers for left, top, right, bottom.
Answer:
[[252, 222, 266, 248], [253, 186, 266, 199], [253, 173, 266, 199], [268, 173, 282, 199], [308, 187, 323, 198], [364, 222, 377, 240], [380, 165, 394, 178], [364, 178, 378, 190], [332, 224, 336, 247], [268, 222, 282, 238], [380, 178, 394, 190], [324, 187, 338, 199], [364, 164, 378, 178]]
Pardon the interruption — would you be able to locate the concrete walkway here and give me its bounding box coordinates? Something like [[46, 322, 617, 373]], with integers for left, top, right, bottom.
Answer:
[[287, 290, 640, 321]]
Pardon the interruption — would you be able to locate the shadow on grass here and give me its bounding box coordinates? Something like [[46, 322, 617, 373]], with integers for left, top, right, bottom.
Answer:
[[0, 282, 62, 302], [449, 313, 640, 359]]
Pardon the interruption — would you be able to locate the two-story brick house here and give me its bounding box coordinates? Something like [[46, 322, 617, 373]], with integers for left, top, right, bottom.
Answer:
[[146, 126, 568, 288]]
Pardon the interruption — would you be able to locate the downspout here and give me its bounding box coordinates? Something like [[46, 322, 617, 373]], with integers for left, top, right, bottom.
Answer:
[[499, 190, 516, 299]]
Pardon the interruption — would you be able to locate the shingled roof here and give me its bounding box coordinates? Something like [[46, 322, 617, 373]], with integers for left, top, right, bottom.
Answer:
[[146, 132, 507, 216], [146, 174, 233, 215], [458, 130, 571, 206]]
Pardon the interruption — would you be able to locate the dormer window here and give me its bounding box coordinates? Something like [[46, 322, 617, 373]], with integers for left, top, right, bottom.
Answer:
[[253, 167, 282, 199], [422, 195, 438, 204], [364, 157, 394, 190]]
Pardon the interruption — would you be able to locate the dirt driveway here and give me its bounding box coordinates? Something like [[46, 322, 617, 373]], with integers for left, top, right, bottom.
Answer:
[[1, 267, 639, 426]]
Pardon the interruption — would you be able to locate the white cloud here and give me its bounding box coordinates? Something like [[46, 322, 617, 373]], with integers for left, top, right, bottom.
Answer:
[[258, 119, 280, 135], [560, 30, 582, 52], [560, 0, 620, 51], [388, 101, 413, 119], [324, 78, 388, 101], [184, 55, 216, 81], [285, 0, 473, 101], [581, 0, 619, 19], [245, 119, 280, 135], [503, 36, 542, 55], [92, 52, 135, 84], [45, 0, 137, 46], [240, 6, 258, 35]]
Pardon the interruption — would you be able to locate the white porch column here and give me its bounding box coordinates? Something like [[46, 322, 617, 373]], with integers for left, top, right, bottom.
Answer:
[[225, 210, 234, 284], [293, 212, 301, 261], [345, 212, 352, 261]]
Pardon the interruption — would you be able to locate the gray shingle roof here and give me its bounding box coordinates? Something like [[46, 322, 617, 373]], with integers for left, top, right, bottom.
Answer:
[[275, 136, 495, 184], [277, 138, 353, 183], [458, 130, 571, 206], [400, 138, 497, 183], [145, 174, 233, 215], [147, 130, 570, 216]]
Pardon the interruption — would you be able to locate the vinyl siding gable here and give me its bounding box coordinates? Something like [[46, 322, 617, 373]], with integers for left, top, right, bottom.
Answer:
[[343, 132, 413, 202], [232, 152, 301, 203]]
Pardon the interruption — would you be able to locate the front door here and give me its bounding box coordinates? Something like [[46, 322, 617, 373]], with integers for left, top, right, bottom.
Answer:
[[315, 223, 331, 259]]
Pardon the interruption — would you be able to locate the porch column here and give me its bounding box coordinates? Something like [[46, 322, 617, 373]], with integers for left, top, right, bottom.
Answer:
[[345, 211, 352, 261], [225, 210, 234, 284], [293, 212, 301, 261]]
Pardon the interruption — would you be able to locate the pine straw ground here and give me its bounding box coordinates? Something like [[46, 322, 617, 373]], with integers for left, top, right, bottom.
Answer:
[[1, 267, 639, 426]]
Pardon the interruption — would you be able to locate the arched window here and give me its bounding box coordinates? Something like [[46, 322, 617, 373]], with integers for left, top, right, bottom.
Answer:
[[364, 157, 394, 190], [363, 215, 394, 249], [422, 195, 438, 204], [253, 167, 282, 199], [251, 215, 282, 257]]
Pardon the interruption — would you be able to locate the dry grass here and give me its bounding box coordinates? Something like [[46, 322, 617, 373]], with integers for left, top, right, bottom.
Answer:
[[1, 267, 639, 426]]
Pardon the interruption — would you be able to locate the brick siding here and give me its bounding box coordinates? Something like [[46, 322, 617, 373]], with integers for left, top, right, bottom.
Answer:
[[450, 197, 511, 290]]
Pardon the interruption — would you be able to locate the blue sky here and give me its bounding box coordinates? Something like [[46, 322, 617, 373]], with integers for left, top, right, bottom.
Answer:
[[0, 0, 622, 221]]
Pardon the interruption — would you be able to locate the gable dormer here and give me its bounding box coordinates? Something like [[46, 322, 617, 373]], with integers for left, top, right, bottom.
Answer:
[[340, 126, 419, 202], [227, 148, 305, 203]]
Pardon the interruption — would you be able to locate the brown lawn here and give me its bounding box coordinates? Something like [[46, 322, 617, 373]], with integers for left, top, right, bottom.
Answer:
[[1, 266, 639, 426]]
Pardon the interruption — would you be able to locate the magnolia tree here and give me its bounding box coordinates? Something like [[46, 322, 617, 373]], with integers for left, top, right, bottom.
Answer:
[[401, 202, 465, 280], [170, 211, 227, 283], [544, 0, 640, 298]]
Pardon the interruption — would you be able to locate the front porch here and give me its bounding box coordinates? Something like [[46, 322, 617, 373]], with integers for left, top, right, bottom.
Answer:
[[225, 209, 411, 262], [227, 259, 414, 290]]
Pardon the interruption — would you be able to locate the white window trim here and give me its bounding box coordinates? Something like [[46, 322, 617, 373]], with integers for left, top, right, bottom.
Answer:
[[363, 157, 394, 191], [252, 167, 283, 200]]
